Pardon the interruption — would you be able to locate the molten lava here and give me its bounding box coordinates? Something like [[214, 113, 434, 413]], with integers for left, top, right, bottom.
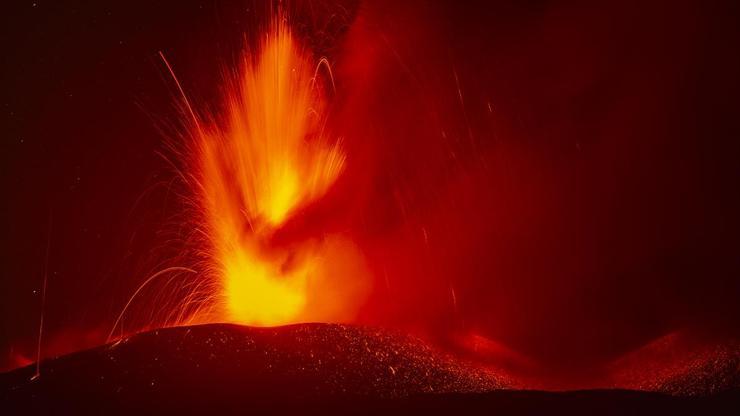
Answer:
[[192, 19, 369, 326]]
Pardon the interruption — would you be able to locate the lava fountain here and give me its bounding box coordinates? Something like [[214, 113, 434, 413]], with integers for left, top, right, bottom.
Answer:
[[184, 18, 370, 327]]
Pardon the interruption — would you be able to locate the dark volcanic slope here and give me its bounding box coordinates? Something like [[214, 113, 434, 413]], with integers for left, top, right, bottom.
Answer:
[[1, 324, 506, 409], [606, 331, 740, 396], [2, 323, 739, 414]]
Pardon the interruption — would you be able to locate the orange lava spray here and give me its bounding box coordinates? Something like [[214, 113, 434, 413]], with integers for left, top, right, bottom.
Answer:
[[186, 18, 370, 326]]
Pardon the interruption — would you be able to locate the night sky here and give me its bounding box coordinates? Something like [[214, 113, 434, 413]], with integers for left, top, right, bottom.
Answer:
[[2, 0, 739, 379]]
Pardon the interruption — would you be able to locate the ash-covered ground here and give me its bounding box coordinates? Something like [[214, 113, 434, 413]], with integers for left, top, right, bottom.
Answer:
[[605, 330, 740, 396], [1, 323, 738, 414]]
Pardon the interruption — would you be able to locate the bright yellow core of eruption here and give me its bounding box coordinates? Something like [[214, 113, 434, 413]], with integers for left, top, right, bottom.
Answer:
[[197, 22, 363, 326], [222, 244, 312, 326]]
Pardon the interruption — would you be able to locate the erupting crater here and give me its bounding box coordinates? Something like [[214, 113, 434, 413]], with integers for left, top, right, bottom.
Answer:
[[178, 18, 370, 327]]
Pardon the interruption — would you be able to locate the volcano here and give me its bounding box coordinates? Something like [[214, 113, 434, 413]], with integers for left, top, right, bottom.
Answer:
[[3, 1, 740, 414], [2, 324, 739, 414]]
